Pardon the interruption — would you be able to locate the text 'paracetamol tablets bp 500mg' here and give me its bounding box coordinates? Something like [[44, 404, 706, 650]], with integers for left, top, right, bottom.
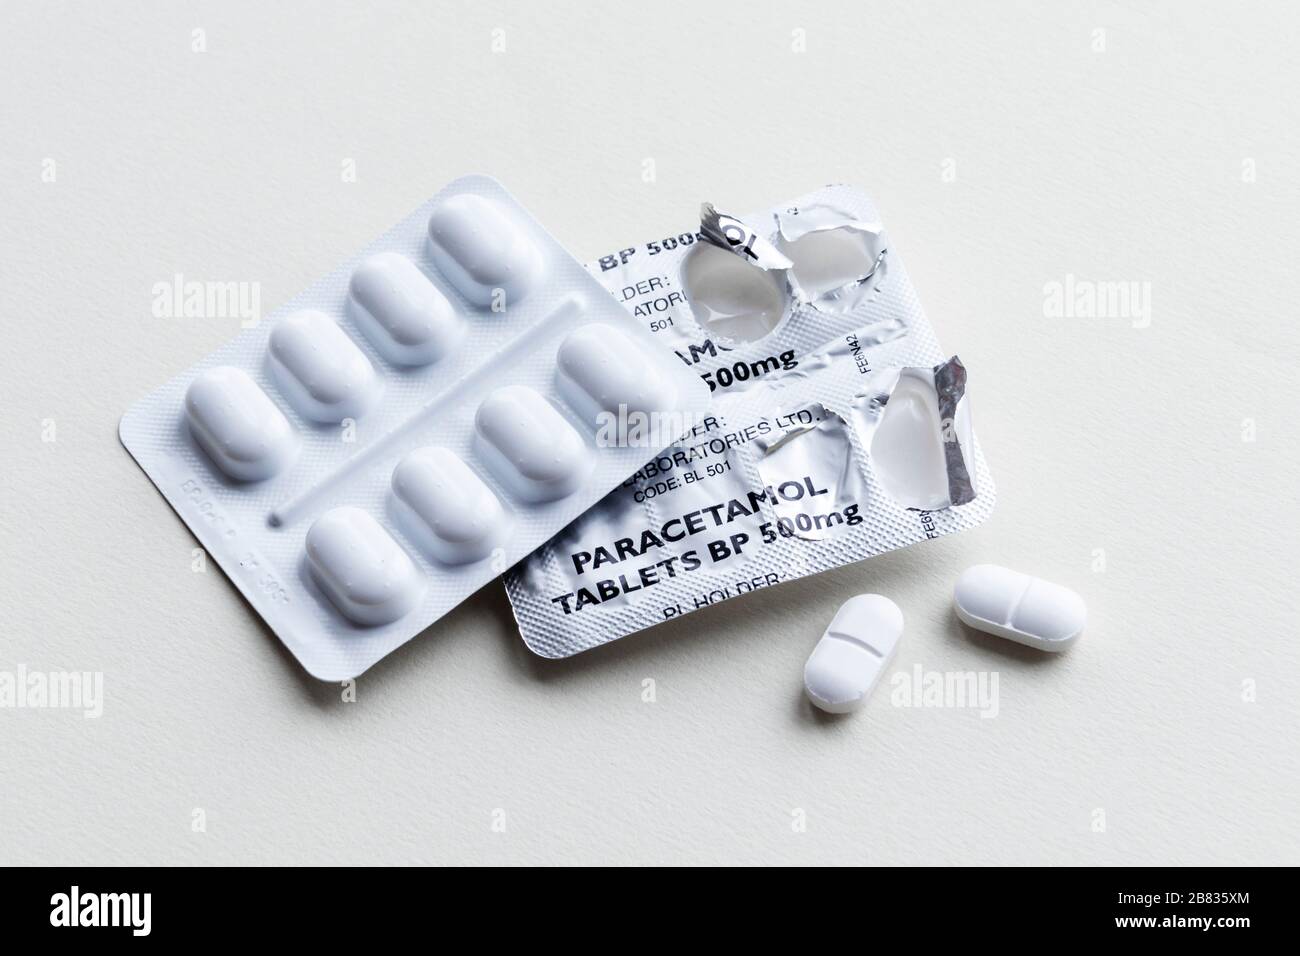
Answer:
[[506, 185, 996, 658]]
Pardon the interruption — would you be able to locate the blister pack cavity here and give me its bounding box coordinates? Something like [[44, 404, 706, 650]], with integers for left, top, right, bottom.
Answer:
[[505, 184, 995, 657]]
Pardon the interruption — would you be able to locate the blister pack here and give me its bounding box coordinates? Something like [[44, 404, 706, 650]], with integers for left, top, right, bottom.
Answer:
[[505, 185, 996, 657], [120, 176, 711, 680]]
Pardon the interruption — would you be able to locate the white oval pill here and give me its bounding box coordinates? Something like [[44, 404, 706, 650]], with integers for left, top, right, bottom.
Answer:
[[391, 447, 509, 564], [427, 193, 542, 308], [305, 506, 424, 626], [474, 385, 590, 502], [184, 366, 298, 482], [804, 594, 903, 714], [555, 323, 679, 429], [954, 564, 1086, 651], [348, 252, 461, 366], [268, 310, 379, 423]]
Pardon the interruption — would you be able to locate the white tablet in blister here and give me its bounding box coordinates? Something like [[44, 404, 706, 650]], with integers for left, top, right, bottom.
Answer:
[[120, 176, 711, 680]]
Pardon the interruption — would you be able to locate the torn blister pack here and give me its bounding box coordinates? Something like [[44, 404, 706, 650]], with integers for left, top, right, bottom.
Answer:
[[505, 184, 995, 657]]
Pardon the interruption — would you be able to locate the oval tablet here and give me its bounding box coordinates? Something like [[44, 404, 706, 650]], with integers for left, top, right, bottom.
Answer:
[[391, 447, 508, 564], [804, 594, 903, 714], [184, 366, 298, 482], [555, 323, 679, 429], [953, 564, 1085, 651], [305, 506, 424, 626], [268, 310, 379, 423], [348, 252, 461, 366], [427, 193, 542, 308], [474, 385, 590, 502]]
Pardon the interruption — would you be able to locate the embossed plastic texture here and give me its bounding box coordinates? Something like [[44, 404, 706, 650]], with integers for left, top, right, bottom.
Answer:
[[120, 176, 711, 679]]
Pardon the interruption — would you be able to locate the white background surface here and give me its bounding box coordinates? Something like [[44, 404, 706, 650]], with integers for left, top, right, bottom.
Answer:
[[2, 1, 1296, 866]]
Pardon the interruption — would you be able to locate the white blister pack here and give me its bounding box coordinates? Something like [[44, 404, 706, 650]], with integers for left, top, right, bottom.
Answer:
[[505, 184, 996, 657], [120, 176, 711, 679]]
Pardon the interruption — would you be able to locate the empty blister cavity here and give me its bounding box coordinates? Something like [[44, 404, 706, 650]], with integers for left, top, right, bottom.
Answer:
[[779, 226, 879, 299], [555, 323, 679, 429], [869, 370, 973, 511], [268, 310, 379, 423], [427, 194, 542, 308], [681, 241, 788, 342], [804, 594, 903, 714], [184, 366, 298, 482], [505, 187, 995, 660], [475, 385, 590, 502], [954, 564, 1086, 651], [391, 447, 508, 564], [305, 506, 424, 626], [755, 406, 866, 541], [348, 253, 461, 366]]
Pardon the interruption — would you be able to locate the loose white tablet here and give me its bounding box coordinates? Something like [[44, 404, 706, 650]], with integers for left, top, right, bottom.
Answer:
[[953, 564, 1086, 651], [803, 594, 903, 714]]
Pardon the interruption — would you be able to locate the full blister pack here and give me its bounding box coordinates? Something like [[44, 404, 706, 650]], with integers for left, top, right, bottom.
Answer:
[[505, 185, 996, 657], [120, 176, 711, 679]]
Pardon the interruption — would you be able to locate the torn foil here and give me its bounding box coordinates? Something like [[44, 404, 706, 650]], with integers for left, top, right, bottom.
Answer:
[[507, 353, 992, 657], [698, 198, 889, 316], [847, 357, 976, 511], [933, 357, 977, 507], [754, 403, 868, 541], [506, 184, 997, 658], [699, 202, 793, 271], [775, 202, 889, 313]]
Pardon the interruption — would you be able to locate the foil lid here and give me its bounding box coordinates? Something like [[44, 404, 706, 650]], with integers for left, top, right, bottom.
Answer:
[[932, 356, 977, 507], [774, 200, 882, 242], [699, 202, 793, 271], [506, 185, 997, 658], [699, 199, 889, 315], [775, 201, 888, 312]]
